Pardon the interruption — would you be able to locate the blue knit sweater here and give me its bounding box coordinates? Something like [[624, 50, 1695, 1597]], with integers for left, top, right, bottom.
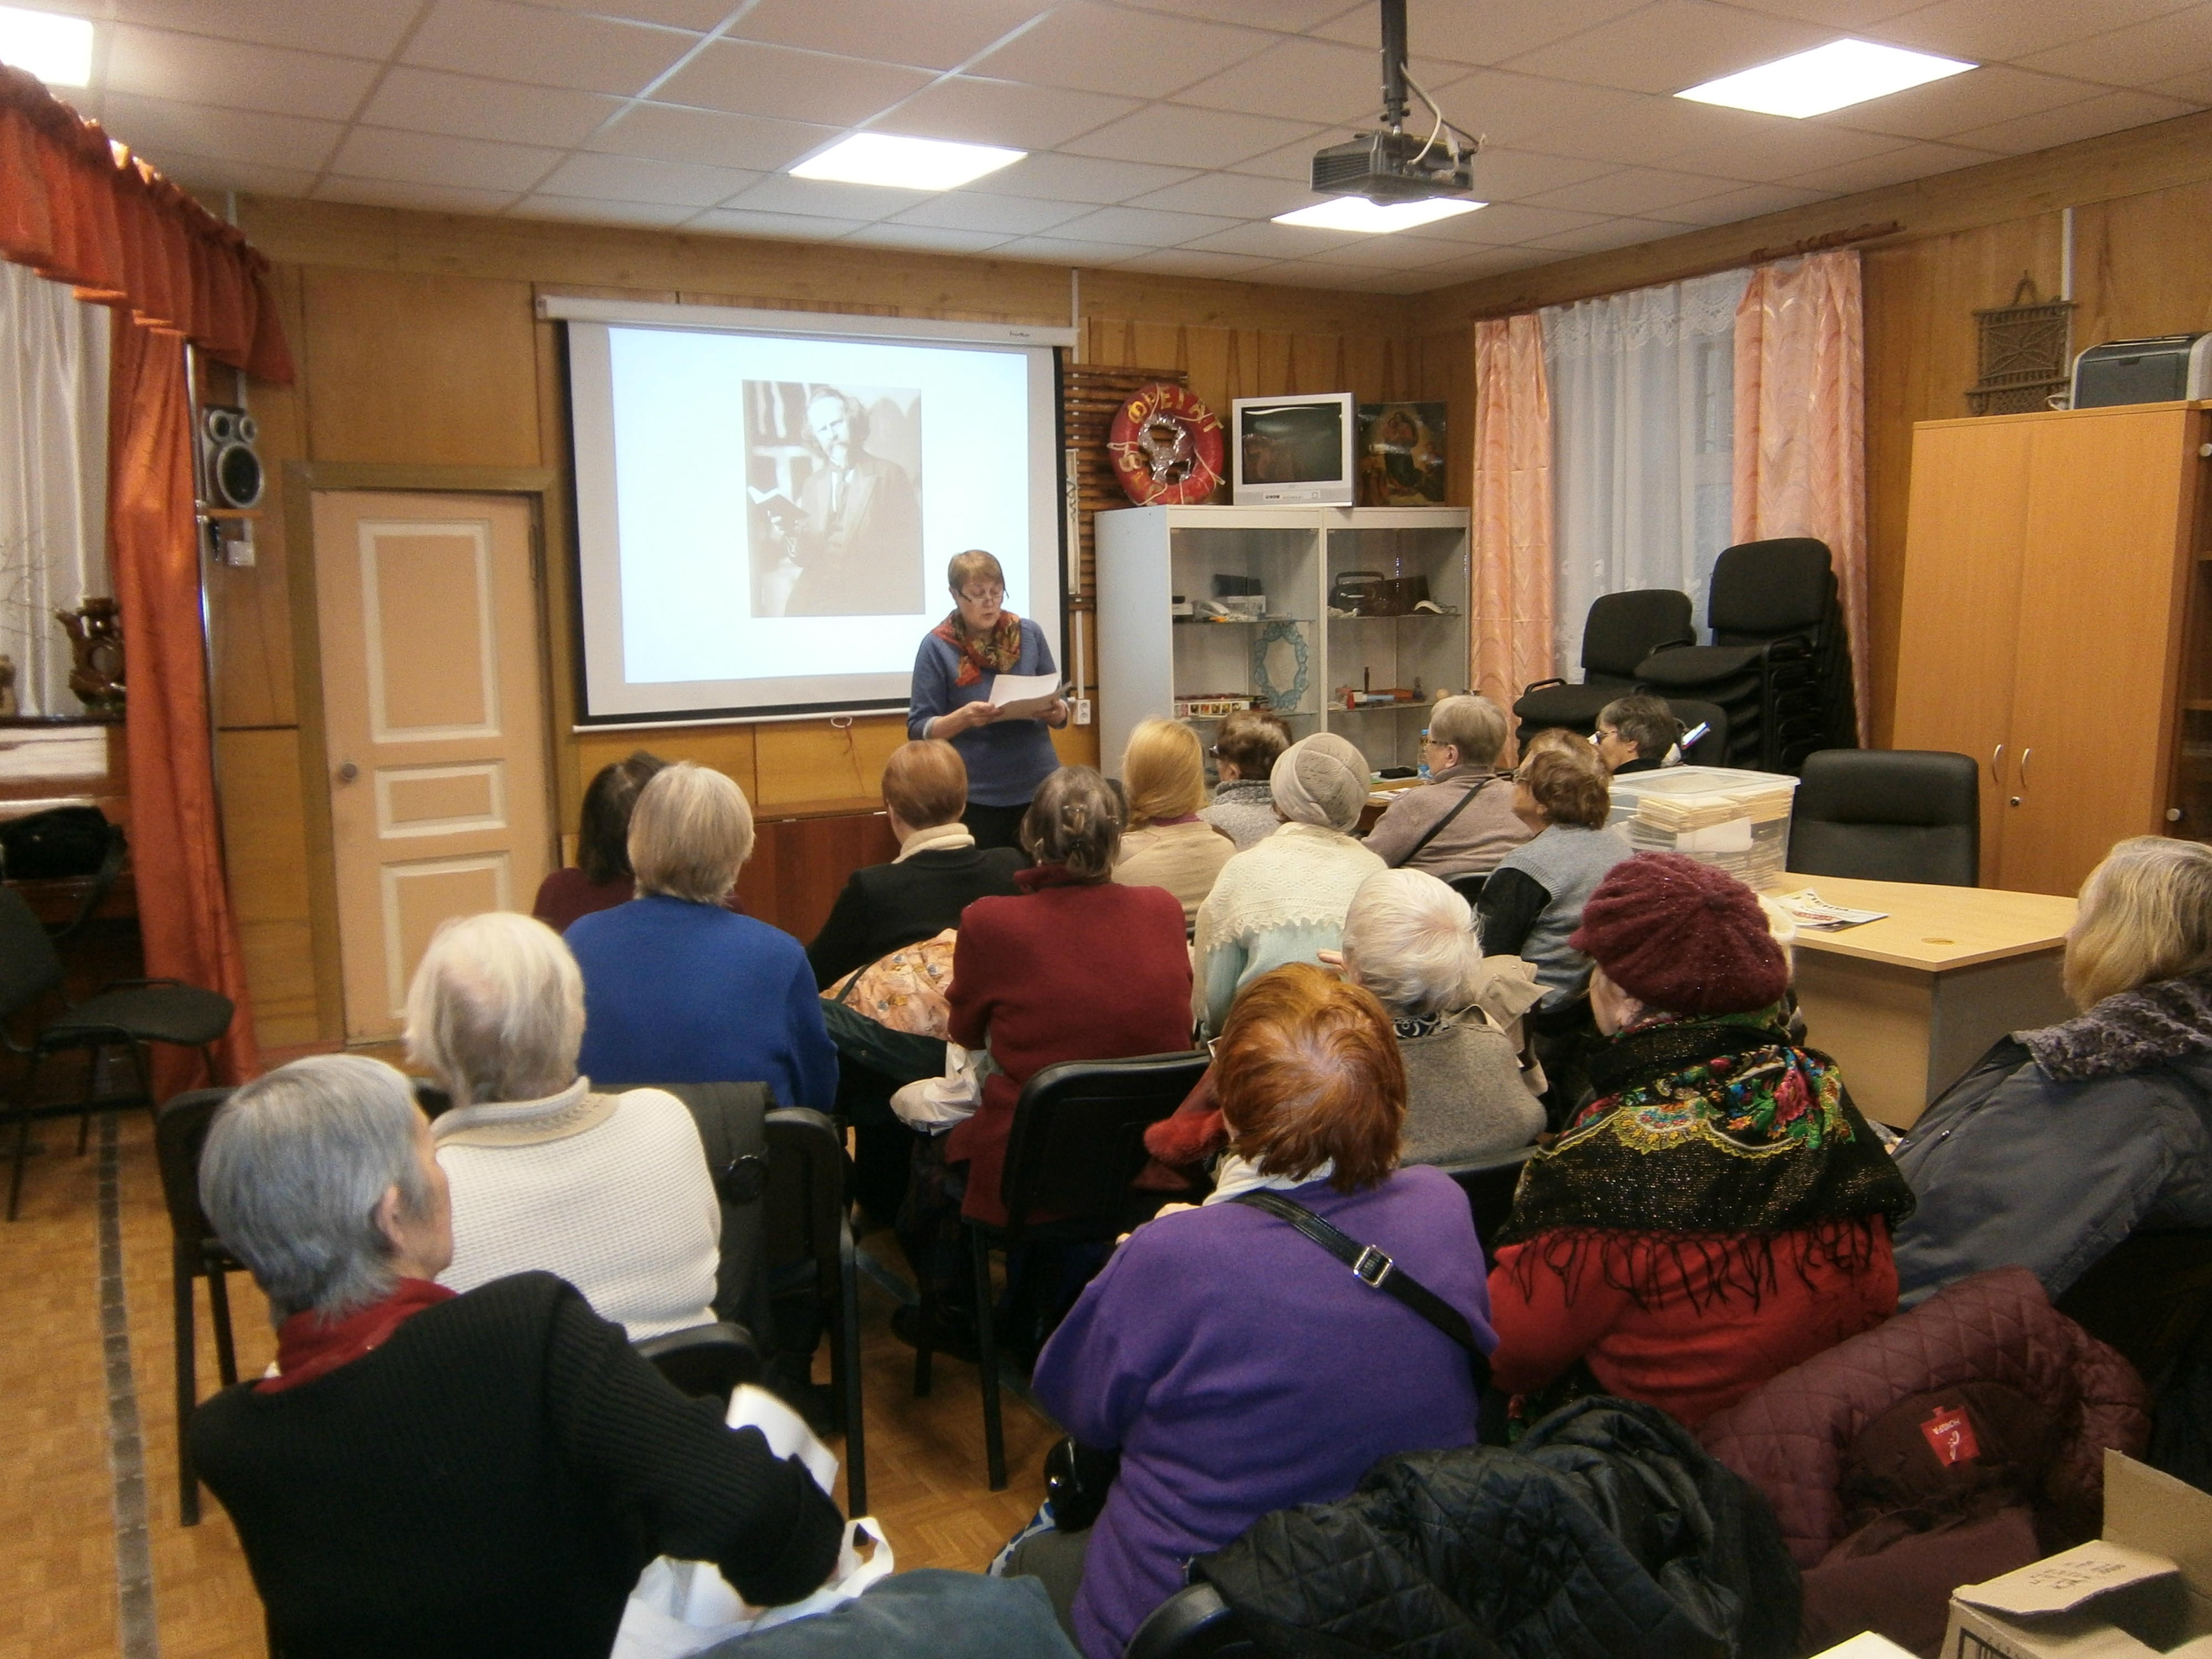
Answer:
[[906, 617, 1060, 808]]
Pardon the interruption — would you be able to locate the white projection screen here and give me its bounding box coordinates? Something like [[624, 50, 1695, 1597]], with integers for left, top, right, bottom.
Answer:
[[549, 296, 1074, 725]]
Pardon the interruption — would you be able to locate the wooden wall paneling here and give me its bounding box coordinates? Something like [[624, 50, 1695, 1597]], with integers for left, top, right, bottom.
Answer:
[[2072, 182, 2212, 347], [299, 267, 542, 468], [734, 811, 900, 943], [752, 716, 909, 815], [571, 724, 760, 834], [215, 729, 326, 1048]]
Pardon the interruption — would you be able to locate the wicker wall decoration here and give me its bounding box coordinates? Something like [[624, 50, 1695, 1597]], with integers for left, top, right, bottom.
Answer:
[[1967, 275, 2075, 416]]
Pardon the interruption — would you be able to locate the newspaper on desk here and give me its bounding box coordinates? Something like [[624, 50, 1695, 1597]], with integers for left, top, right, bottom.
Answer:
[[1773, 888, 1890, 931]]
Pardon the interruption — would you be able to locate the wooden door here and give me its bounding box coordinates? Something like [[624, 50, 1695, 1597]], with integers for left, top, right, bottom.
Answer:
[[312, 492, 553, 1041], [1890, 417, 2036, 883], [2002, 407, 2197, 896]]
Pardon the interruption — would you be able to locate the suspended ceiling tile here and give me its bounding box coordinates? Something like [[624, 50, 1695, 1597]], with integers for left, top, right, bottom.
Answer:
[[403, 0, 700, 97], [583, 103, 841, 171], [1415, 69, 1644, 150], [1496, 90, 1779, 166], [1251, 258, 1402, 288], [837, 222, 1017, 253], [312, 176, 526, 213], [357, 69, 627, 149], [1292, 237, 1466, 269], [1524, 165, 1750, 216], [688, 206, 868, 238], [1125, 170, 1329, 218], [1169, 36, 1389, 125], [1179, 218, 1367, 258], [1944, 86, 2202, 151], [1106, 247, 1285, 279], [1660, 119, 1917, 183], [1819, 64, 2110, 141], [1362, 265, 1490, 292], [97, 91, 346, 171], [1313, 0, 1651, 70], [1461, 149, 1621, 201], [1500, 1, 1833, 97], [107, 0, 418, 60], [1061, 103, 1323, 169], [512, 192, 705, 227], [727, 0, 1051, 71], [1865, 0, 2200, 66], [719, 171, 931, 221], [145, 151, 324, 201], [1719, 0, 1926, 20], [2148, 63, 2212, 100], [520, 0, 738, 28], [1416, 244, 1554, 279], [1222, 127, 1366, 181], [1781, 136, 2004, 191], [1658, 179, 1832, 225], [1523, 213, 1704, 252], [532, 150, 761, 206], [653, 39, 936, 125], [1424, 200, 1606, 243], [1049, 204, 1245, 247], [966, 1, 1275, 100], [888, 191, 1089, 234], [881, 76, 1141, 150], [1117, 0, 1366, 31], [991, 233, 1158, 264], [960, 152, 1201, 203], [330, 126, 565, 191], [103, 26, 382, 122], [2019, 5, 2212, 87]]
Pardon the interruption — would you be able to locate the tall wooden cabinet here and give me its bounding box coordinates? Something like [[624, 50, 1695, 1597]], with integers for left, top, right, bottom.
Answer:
[[1892, 403, 2212, 896]]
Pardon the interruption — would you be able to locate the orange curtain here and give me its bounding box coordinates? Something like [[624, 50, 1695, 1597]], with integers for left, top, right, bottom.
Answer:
[[1733, 249, 1866, 743], [1471, 314, 1556, 713], [0, 65, 291, 380], [106, 316, 259, 1092]]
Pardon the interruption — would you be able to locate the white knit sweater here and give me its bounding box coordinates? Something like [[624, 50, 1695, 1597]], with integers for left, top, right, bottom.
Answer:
[[434, 1079, 720, 1341]]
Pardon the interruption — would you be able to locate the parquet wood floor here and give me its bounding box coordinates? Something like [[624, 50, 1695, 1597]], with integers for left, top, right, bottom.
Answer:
[[1, 1109, 1052, 1658]]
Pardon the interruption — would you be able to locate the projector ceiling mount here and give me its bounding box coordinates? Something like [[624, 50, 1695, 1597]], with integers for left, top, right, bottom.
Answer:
[[1312, 0, 1483, 204]]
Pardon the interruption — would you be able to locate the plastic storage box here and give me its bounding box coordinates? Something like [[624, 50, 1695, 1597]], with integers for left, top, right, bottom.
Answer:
[[1606, 766, 1801, 891]]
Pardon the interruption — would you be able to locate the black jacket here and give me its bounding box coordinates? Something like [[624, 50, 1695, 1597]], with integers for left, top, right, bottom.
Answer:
[[806, 843, 1026, 988], [1197, 1398, 1799, 1659], [191, 1272, 844, 1659]]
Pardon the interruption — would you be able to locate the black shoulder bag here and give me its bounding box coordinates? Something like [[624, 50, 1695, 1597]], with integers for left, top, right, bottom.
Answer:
[[1231, 1190, 1492, 1392]]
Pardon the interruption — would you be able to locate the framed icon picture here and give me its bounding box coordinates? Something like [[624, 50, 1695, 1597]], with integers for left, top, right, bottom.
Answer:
[[1355, 401, 1448, 506]]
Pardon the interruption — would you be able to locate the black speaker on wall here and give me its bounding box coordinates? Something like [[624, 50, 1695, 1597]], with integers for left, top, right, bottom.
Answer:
[[201, 404, 264, 509]]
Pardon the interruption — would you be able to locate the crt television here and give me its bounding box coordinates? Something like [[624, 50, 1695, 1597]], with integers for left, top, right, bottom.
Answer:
[[1232, 393, 1356, 506]]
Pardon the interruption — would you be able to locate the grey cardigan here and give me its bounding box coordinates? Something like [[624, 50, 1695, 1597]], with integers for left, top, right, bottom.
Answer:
[[1397, 1016, 1545, 1170], [1363, 768, 1530, 880]]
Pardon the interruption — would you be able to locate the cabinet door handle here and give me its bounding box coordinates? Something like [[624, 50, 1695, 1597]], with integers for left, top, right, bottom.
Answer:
[[2018, 747, 2032, 788], [1991, 743, 2005, 786]]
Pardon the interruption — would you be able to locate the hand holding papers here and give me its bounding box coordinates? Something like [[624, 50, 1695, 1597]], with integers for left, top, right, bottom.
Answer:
[[988, 672, 1066, 720]]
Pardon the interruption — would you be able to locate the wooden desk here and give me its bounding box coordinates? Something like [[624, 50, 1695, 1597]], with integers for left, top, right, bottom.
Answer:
[[1780, 875, 2077, 1130]]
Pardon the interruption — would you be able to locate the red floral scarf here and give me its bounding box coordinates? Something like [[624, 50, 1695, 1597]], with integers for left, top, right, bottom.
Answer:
[[931, 609, 1025, 688]]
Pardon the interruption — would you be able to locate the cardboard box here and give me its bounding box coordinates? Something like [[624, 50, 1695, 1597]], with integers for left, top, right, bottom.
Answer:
[[1939, 1454, 2212, 1659]]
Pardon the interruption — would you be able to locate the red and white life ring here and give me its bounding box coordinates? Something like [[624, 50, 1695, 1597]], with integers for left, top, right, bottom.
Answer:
[[1107, 382, 1225, 506]]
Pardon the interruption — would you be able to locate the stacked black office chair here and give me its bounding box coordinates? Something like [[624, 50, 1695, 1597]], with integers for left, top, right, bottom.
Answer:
[[1512, 589, 1693, 745], [1634, 538, 1856, 774]]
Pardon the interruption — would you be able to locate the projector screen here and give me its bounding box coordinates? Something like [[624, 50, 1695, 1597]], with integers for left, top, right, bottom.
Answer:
[[550, 296, 1073, 726]]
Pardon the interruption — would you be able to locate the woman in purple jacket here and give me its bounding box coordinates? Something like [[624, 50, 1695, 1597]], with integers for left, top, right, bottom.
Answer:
[[1015, 964, 1496, 1659]]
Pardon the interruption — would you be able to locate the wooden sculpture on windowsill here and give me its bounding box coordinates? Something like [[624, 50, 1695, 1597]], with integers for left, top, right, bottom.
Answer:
[[55, 598, 124, 716]]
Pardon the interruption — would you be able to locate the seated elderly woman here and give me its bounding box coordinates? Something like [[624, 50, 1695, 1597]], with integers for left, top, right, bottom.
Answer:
[[532, 749, 666, 932], [1192, 732, 1385, 1039], [1363, 694, 1531, 890], [186, 1053, 843, 1659], [1594, 694, 1684, 777], [1111, 717, 1234, 930], [405, 910, 718, 1340], [1893, 835, 2212, 1306], [567, 762, 836, 1109], [1487, 854, 1916, 1430], [1016, 965, 1495, 1659], [806, 738, 1027, 989], [895, 766, 1191, 1349], [1199, 707, 1291, 852]]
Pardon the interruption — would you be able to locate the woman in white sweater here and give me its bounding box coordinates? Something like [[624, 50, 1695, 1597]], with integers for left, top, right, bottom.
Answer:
[[404, 910, 719, 1340]]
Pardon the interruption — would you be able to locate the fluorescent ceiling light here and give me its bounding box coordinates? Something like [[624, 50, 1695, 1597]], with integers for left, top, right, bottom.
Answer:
[[0, 4, 93, 87], [1677, 39, 1974, 118], [1274, 197, 1485, 234], [791, 133, 1023, 191]]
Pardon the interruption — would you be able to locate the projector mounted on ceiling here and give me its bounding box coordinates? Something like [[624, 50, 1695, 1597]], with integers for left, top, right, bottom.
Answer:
[[1311, 0, 1480, 204]]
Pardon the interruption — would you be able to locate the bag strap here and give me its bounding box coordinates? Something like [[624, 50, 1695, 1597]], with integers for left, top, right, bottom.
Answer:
[[1392, 776, 1488, 869], [1230, 1190, 1491, 1391]]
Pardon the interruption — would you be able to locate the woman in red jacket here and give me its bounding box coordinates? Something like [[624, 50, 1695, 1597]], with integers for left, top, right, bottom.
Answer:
[[894, 765, 1192, 1354], [1488, 853, 1916, 1429]]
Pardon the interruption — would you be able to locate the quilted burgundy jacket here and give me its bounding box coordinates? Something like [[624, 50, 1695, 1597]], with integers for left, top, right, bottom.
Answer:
[[1696, 1266, 2148, 1569]]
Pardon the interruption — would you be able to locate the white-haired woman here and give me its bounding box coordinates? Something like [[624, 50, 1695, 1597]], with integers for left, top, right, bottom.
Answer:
[[406, 911, 719, 1340], [187, 1054, 844, 1659], [1332, 868, 1545, 1167], [1893, 836, 2212, 1305], [565, 762, 837, 1109], [1363, 694, 1530, 888]]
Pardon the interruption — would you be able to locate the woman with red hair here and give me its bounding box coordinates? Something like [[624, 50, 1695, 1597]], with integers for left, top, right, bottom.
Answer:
[[1016, 964, 1495, 1659]]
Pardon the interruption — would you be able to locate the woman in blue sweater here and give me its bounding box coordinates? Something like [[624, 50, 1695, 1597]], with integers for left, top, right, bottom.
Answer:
[[567, 762, 836, 1109], [908, 550, 1067, 849]]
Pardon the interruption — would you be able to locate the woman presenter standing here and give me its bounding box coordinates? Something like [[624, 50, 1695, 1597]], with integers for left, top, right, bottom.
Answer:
[[909, 550, 1068, 850]]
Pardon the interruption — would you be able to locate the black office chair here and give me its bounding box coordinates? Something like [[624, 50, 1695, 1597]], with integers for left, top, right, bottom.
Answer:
[[154, 1086, 241, 1526], [634, 1321, 762, 1407], [1636, 538, 1856, 773], [1787, 750, 1979, 886], [1125, 1583, 1258, 1659], [1, 885, 234, 1219], [1513, 589, 1694, 742], [910, 1050, 1210, 1490], [762, 1105, 866, 1516]]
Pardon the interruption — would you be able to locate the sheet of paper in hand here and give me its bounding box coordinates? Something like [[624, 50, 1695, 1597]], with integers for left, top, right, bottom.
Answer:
[[988, 671, 1061, 709]]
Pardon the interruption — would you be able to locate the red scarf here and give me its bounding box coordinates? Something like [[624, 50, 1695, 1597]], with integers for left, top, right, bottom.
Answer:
[[258, 1278, 455, 1393], [931, 609, 1025, 688]]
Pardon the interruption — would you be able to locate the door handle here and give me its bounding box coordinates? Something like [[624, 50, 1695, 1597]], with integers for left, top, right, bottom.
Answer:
[[2018, 747, 2031, 788], [335, 761, 359, 784], [1990, 743, 2004, 786]]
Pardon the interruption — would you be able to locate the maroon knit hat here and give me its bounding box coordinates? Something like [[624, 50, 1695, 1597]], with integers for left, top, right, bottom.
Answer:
[[1568, 852, 1788, 1015]]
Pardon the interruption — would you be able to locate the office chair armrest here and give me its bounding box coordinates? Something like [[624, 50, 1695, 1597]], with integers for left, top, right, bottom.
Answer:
[[93, 977, 189, 993], [1519, 676, 1566, 694], [1643, 638, 1696, 656]]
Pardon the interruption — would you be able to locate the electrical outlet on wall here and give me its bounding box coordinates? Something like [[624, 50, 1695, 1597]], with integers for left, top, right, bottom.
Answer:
[[1074, 698, 1092, 726]]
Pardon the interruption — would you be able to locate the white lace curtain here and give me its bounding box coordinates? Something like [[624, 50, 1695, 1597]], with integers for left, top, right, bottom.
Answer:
[[1541, 268, 1746, 672], [0, 260, 110, 717]]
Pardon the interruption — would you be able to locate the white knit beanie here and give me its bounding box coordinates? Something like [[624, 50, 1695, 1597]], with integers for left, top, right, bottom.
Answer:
[[1270, 733, 1369, 833]]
